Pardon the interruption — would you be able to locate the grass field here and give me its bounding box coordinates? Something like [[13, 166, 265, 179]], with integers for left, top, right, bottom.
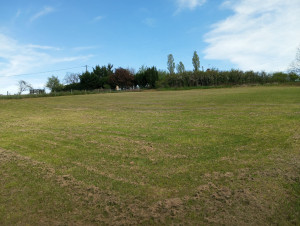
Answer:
[[0, 86, 299, 225]]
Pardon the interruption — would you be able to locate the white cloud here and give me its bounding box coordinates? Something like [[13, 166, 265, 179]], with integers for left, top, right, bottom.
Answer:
[[30, 6, 54, 22], [0, 33, 91, 76], [204, 0, 300, 72], [175, 0, 206, 12], [0, 34, 46, 77], [0, 33, 92, 94]]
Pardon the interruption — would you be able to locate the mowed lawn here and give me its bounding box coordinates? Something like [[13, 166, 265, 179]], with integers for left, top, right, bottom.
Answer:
[[0, 86, 299, 225]]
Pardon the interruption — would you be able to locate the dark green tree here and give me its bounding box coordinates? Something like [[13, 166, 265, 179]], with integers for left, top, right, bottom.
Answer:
[[92, 64, 114, 88], [79, 71, 99, 90], [288, 72, 299, 82], [145, 66, 159, 88], [135, 70, 147, 88], [135, 66, 159, 88], [272, 72, 288, 83]]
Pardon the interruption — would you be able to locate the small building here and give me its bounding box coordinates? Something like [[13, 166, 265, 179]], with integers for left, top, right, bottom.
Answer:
[[30, 89, 45, 95]]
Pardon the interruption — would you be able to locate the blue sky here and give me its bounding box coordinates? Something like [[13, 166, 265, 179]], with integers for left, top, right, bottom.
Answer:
[[0, 0, 300, 94]]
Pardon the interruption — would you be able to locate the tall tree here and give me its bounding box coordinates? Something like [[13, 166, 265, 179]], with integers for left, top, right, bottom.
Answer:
[[167, 54, 175, 75], [176, 61, 185, 74], [192, 51, 200, 72], [18, 80, 32, 94]]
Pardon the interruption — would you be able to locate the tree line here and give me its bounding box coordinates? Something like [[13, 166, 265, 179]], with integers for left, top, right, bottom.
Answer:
[[45, 64, 160, 92], [33, 50, 300, 93]]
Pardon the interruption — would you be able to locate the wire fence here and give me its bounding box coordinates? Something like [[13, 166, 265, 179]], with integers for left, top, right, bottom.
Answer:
[[0, 88, 142, 100]]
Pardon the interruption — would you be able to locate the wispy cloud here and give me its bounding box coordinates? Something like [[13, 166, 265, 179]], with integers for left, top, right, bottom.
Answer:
[[0, 33, 93, 94], [30, 6, 55, 22], [72, 46, 100, 51], [0, 33, 92, 77], [92, 15, 104, 23], [142, 18, 156, 27], [15, 9, 21, 18], [175, 0, 206, 13], [9, 9, 22, 24], [0, 34, 44, 77], [51, 55, 94, 63], [204, 0, 300, 72], [26, 44, 61, 51]]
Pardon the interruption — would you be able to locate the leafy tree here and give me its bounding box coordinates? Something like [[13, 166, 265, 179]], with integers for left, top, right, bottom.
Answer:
[[272, 72, 288, 83], [46, 76, 64, 92], [63, 83, 82, 91], [107, 63, 114, 75], [92, 64, 114, 88], [192, 51, 200, 72], [176, 61, 185, 74], [109, 68, 134, 89], [79, 71, 99, 90], [167, 54, 175, 74], [135, 73, 147, 88], [93, 64, 113, 78], [138, 65, 147, 74], [135, 66, 159, 88], [18, 80, 32, 94], [288, 72, 299, 82], [134, 65, 148, 87], [158, 70, 168, 80], [145, 66, 159, 88]]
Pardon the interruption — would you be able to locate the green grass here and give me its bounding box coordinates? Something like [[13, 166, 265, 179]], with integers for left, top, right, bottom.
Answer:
[[0, 86, 299, 224]]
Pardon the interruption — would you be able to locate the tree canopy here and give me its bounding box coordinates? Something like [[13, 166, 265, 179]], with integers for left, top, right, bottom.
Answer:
[[46, 76, 64, 92], [109, 68, 134, 89]]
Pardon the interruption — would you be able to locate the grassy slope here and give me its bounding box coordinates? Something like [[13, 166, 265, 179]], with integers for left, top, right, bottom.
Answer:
[[0, 86, 299, 225]]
